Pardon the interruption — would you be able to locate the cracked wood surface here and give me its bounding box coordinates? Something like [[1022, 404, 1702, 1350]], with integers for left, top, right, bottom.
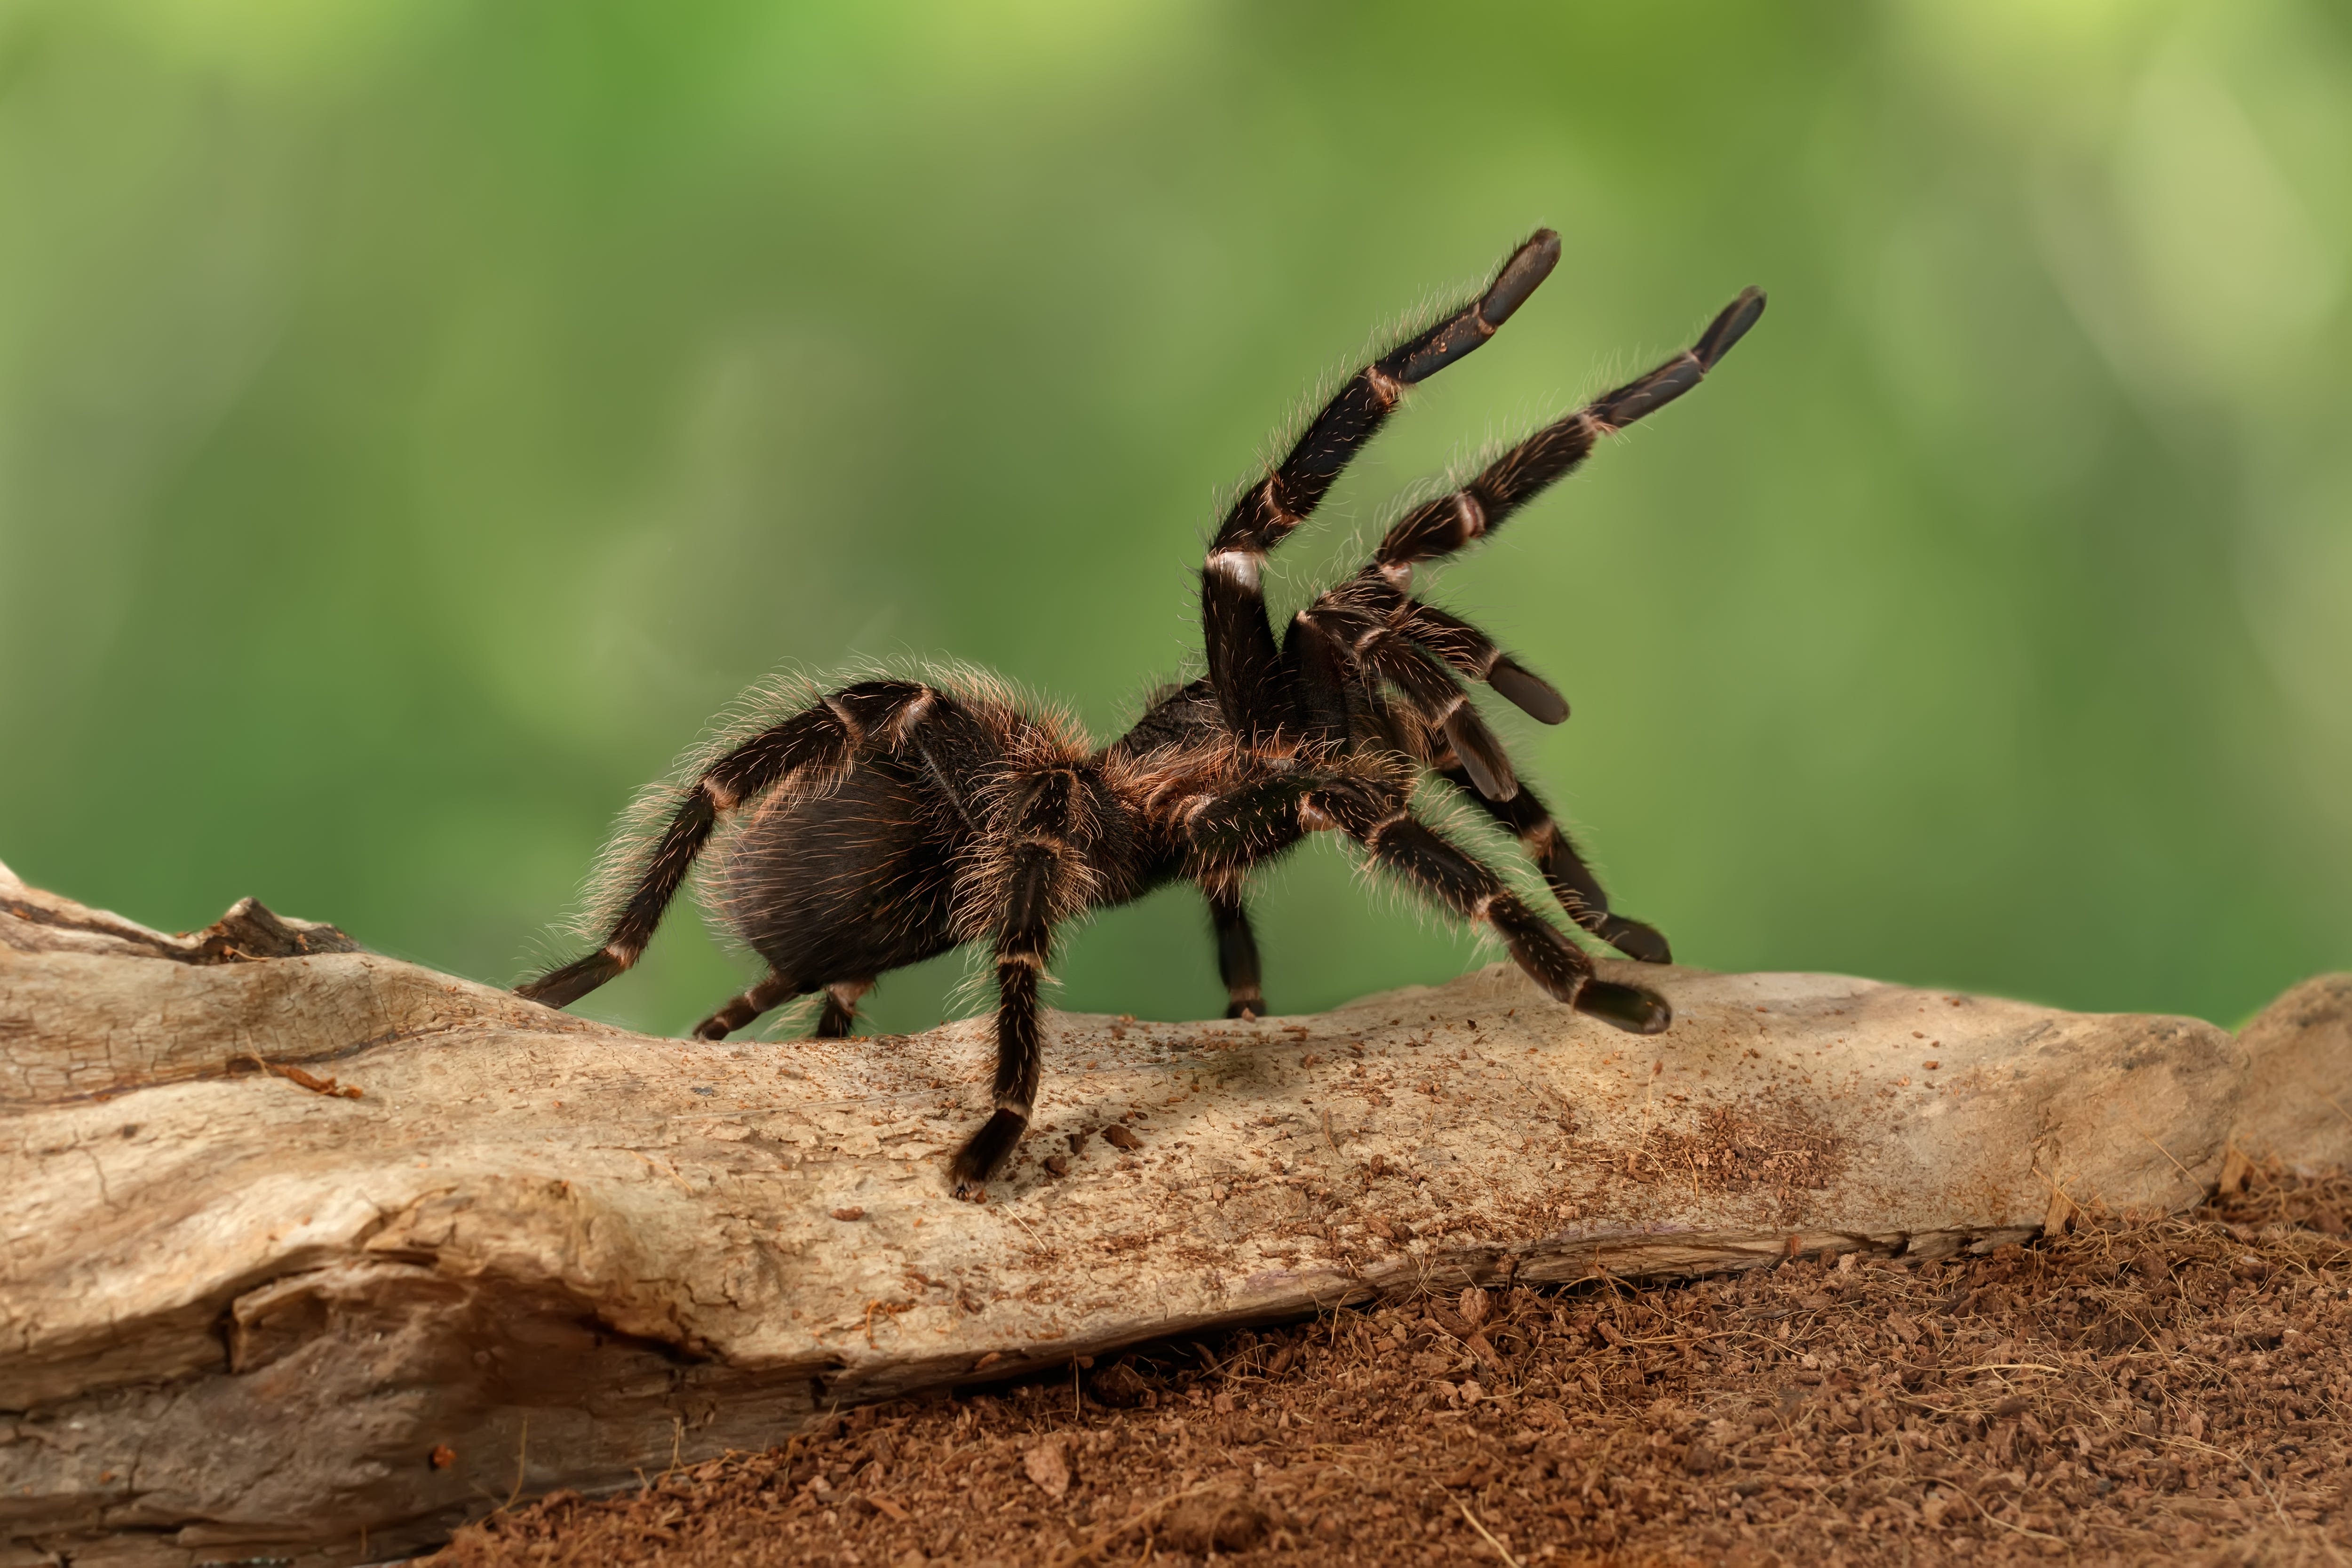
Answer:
[[2, 857, 2345, 1566]]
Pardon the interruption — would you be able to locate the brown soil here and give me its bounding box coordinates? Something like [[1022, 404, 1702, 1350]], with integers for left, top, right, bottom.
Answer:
[[427, 1166, 2352, 1567]]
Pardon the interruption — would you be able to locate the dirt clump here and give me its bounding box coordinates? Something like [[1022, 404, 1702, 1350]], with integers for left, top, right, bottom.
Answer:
[[1623, 1090, 1843, 1198], [428, 1165, 2352, 1566]]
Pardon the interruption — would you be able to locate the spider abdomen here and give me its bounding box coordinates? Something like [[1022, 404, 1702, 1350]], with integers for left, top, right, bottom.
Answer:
[[708, 753, 963, 990]]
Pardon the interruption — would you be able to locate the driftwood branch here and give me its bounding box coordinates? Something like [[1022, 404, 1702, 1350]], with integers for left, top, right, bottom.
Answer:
[[2, 858, 2345, 1566]]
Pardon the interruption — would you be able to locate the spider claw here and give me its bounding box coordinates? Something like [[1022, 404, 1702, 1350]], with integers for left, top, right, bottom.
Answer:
[[1440, 709, 1518, 802], [516, 949, 625, 1010], [949, 1107, 1029, 1197], [1695, 286, 1767, 369], [1487, 659, 1569, 725], [1600, 917, 1673, 965], [1479, 228, 1562, 328], [1389, 230, 1563, 384], [1575, 980, 1672, 1035]]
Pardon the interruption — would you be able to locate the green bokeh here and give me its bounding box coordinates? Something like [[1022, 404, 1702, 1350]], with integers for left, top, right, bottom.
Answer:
[[3, 1, 2346, 1041]]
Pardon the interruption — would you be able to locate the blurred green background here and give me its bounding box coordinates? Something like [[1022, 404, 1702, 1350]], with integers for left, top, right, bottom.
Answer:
[[3, 0, 2347, 1040]]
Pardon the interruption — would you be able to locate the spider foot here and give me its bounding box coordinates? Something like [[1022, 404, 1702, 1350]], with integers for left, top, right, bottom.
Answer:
[[1599, 917, 1673, 965], [516, 949, 624, 1010], [949, 1107, 1029, 1201], [1575, 980, 1671, 1035]]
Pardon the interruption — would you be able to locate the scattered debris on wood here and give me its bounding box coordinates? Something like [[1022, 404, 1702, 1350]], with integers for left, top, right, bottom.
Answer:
[[241, 1052, 363, 1098]]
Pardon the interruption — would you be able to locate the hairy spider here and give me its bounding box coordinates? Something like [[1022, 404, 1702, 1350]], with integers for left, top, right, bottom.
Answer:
[[519, 230, 1764, 1196]]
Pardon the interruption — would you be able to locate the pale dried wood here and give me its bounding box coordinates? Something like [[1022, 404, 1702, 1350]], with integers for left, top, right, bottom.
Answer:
[[1, 858, 2343, 1566]]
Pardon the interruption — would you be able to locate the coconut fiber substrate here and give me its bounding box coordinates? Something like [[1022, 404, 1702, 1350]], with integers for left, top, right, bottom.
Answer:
[[426, 1165, 2352, 1567]]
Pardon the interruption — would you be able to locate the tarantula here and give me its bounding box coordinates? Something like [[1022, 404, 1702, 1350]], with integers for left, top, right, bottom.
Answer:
[[519, 230, 1764, 1196]]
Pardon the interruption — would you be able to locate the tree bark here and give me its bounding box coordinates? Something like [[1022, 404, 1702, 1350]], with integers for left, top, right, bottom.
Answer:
[[3, 858, 2344, 1566]]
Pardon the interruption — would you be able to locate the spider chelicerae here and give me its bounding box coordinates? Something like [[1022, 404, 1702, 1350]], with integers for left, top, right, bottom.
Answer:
[[520, 230, 1764, 1196]]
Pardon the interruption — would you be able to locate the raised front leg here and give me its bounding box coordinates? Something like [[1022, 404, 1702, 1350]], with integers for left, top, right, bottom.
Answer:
[[1201, 230, 1563, 743], [1283, 282, 1766, 790], [1357, 287, 1766, 584]]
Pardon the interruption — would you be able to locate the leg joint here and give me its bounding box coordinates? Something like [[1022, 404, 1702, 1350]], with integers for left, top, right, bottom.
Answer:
[[821, 696, 867, 745], [1205, 546, 1265, 590]]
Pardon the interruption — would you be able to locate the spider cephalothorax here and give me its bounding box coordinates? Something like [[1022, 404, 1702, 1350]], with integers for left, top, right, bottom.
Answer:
[[520, 230, 1764, 1196]]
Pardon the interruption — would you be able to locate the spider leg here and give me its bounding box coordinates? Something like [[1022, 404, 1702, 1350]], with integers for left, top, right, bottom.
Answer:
[[1317, 780, 1667, 1033], [1291, 603, 1520, 802], [1435, 765, 1672, 964], [1205, 880, 1265, 1019], [1393, 598, 1568, 724], [1327, 669, 1664, 964], [1353, 628, 1519, 803], [1204, 230, 1562, 743], [697, 976, 874, 1042], [948, 765, 1098, 1198], [1293, 581, 1568, 741], [1280, 287, 1761, 729], [1177, 771, 1321, 869], [692, 972, 801, 1041], [1363, 286, 1765, 586], [814, 979, 874, 1039], [517, 679, 937, 1010], [1177, 767, 1669, 1034]]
